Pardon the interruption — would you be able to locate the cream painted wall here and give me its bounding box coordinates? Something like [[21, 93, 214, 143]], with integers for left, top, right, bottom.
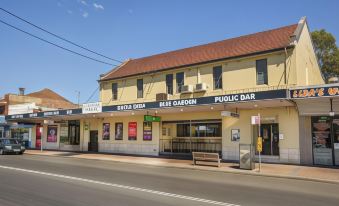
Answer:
[[295, 23, 324, 86], [100, 51, 297, 106]]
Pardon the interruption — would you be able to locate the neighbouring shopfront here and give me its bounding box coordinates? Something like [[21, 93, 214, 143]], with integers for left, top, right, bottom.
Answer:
[[291, 84, 339, 166]]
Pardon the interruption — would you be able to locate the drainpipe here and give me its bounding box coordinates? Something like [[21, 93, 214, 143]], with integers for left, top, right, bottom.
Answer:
[[284, 47, 288, 85]]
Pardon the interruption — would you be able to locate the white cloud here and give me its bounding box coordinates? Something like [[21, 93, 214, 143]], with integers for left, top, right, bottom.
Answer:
[[79, 0, 88, 6], [82, 11, 89, 18], [93, 3, 104, 10]]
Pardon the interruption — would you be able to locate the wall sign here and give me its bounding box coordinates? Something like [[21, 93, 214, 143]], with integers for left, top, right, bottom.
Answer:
[[231, 129, 240, 142], [144, 115, 161, 122], [128, 122, 137, 140], [103, 123, 110, 140], [115, 123, 123, 140], [47, 125, 58, 143], [5, 89, 287, 120], [82, 102, 102, 114], [290, 85, 339, 99], [143, 122, 152, 141]]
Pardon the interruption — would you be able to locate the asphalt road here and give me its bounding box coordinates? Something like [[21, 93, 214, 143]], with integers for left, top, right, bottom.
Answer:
[[0, 154, 338, 206]]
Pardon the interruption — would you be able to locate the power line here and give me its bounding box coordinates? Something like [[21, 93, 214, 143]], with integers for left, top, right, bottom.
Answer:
[[85, 86, 99, 103], [0, 7, 123, 63], [0, 19, 116, 66]]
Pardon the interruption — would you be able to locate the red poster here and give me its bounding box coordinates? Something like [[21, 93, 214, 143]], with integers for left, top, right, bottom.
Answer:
[[128, 122, 137, 140]]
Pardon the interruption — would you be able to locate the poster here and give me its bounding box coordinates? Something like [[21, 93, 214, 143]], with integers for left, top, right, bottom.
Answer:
[[47, 125, 58, 142], [103, 123, 110, 140], [231, 129, 240, 142], [128, 122, 137, 140], [143, 122, 152, 141], [115, 123, 123, 140]]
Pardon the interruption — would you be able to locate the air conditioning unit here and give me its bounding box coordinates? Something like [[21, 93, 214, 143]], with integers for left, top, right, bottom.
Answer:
[[156, 93, 168, 101], [195, 83, 207, 92], [181, 85, 194, 94]]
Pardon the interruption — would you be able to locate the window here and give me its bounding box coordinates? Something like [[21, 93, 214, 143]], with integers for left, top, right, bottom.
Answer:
[[176, 72, 184, 93], [176, 122, 221, 137], [68, 120, 80, 145], [213, 66, 223, 89], [166, 74, 173, 95], [256, 59, 268, 85], [0, 106, 5, 115], [112, 83, 118, 100], [137, 79, 143, 98]]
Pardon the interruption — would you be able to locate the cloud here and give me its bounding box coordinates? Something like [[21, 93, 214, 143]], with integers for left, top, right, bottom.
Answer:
[[67, 10, 73, 14], [82, 11, 89, 18], [79, 0, 88, 6], [93, 3, 104, 10]]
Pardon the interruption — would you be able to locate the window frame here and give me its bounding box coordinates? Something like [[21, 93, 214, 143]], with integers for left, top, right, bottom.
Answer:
[[111, 83, 118, 101], [166, 74, 173, 95], [176, 72, 184, 93], [137, 79, 143, 98], [256, 59, 268, 85], [213, 66, 223, 90]]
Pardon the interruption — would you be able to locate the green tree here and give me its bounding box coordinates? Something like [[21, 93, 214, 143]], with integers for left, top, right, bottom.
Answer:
[[311, 29, 339, 76]]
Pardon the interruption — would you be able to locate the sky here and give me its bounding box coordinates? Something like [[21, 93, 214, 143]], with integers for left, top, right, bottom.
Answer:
[[0, 0, 338, 104]]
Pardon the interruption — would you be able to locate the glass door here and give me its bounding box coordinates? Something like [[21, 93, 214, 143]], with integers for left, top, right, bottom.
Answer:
[[333, 118, 339, 166], [312, 117, 333, 165], [259, 124, 279, 156]]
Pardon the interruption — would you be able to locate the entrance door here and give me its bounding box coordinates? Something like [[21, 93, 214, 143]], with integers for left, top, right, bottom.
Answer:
[[312, 117, 333, 165], [260, 124, 279, 156], [88, 130, 98, 152]]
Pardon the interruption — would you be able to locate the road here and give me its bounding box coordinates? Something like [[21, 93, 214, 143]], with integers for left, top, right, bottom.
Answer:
[[0, 154, 338, 206]]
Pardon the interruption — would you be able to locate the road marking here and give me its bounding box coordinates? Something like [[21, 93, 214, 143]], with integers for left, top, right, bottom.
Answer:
[[0, 165, 240, 206]]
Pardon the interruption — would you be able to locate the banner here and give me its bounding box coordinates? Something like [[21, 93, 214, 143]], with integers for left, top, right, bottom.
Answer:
[[143, 122, 152, 141], [102, 123, 110, 140], [128, 122, 137, 140], [115, 123, 123, 140]]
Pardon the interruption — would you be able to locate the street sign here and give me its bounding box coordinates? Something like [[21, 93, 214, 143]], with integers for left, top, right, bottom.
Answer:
[[251, 116, 260, 125], [221, 111, 240, 118], [257, 137, 263, 152], [144, 115, 161, 122]]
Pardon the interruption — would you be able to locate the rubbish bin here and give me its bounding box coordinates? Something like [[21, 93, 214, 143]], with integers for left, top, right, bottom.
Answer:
[[239, 144, 255, 170]]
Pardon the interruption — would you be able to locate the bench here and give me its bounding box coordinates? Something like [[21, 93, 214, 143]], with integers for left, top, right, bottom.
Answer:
[[192, 152, 221, 167]]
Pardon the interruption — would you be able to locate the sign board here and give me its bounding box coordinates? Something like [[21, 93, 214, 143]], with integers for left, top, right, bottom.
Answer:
[[251, 116, 260, 125], [290, 85, 339, 99], [279, 133, 284, 140], [128, 122, 137, 140], [257, 137, 263, 152], [43, 120, 54, 124], [82, 102, 102, 114], [334, 143, 339, 150], [221, 111, 240, 118], [144, 115, 161, 122]]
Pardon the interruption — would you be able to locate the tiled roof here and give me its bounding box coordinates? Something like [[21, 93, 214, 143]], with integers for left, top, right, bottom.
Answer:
[[27, 88, 76, 109], [101, 24, 298, 81]]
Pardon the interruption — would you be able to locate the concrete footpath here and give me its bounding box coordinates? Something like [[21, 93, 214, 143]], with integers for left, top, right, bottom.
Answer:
[[25, 149, 339, 184]]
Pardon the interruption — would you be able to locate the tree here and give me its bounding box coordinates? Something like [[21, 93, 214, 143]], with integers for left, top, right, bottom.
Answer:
[[311, 29, 339, 77]]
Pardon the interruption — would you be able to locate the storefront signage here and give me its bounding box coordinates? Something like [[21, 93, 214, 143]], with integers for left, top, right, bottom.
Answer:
[[47, 125, 58, 143], [144, 115, 161, 122], [221, 111, 240, 118], [290, 85, 339, 99], [5, 89, 287, 121], [143, 122, 152, 141], [128, 122, 137, 140], [82, 102, 102, 114], [251, 116, 260, 125]]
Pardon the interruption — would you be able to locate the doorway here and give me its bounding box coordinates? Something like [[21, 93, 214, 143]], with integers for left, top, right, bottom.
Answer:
[[36, 125, 42, 149], [88, 130, 98, 152], [253, 123, 279, 156]]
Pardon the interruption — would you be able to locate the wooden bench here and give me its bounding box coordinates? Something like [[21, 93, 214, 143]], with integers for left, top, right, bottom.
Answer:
[[192, 152, 221, 167]]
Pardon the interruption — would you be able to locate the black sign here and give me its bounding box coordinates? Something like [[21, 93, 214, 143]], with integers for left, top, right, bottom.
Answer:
[[290, 85, 339, 99], [5, 89, 287, 120]]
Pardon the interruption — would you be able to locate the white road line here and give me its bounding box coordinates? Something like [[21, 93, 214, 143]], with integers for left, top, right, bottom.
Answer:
[[0, 165, 240, 206]]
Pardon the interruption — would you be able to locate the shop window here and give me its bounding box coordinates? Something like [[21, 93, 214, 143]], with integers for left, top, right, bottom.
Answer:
[[177, 123, 221, 137], [137, 79, 143, 98], [166, 74, 173, 95], [176, 72, 184, 93], [68, 120, 80, 145], [213, 66, 223, 90], [256, 59, 268, 85], [112, 83, 118, 100]]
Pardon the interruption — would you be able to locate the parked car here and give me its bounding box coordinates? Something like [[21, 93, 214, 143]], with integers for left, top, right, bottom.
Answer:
[[0, 138, 25, 155]]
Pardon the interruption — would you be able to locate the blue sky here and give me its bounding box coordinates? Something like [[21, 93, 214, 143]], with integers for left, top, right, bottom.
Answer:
[[0, 0, 338, 104]]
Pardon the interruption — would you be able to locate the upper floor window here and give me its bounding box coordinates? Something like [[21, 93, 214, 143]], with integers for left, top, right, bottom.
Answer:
[[213, 66, 223, 89], [256, 59, 268, 85], [112, 83, 118, 100], [176, 72, 184, 93], [166, 74, 173, 95], [137, 79, 143, 98]]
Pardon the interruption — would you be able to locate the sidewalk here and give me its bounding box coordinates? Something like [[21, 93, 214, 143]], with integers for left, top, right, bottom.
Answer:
[[25, 150, 339, 184]]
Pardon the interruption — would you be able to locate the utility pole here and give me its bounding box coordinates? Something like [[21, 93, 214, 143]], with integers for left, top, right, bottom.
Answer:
[[76, 90, 81, 108]]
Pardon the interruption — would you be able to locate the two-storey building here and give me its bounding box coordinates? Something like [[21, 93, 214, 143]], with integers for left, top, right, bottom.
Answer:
[[6, 17, 331, 165]]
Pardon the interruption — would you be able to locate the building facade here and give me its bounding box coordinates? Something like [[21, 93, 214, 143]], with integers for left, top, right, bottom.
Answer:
[[7, 17, 338, 166]]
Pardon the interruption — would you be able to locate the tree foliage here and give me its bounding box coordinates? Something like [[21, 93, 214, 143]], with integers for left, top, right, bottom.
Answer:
[[311, 29, 339, 77]]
